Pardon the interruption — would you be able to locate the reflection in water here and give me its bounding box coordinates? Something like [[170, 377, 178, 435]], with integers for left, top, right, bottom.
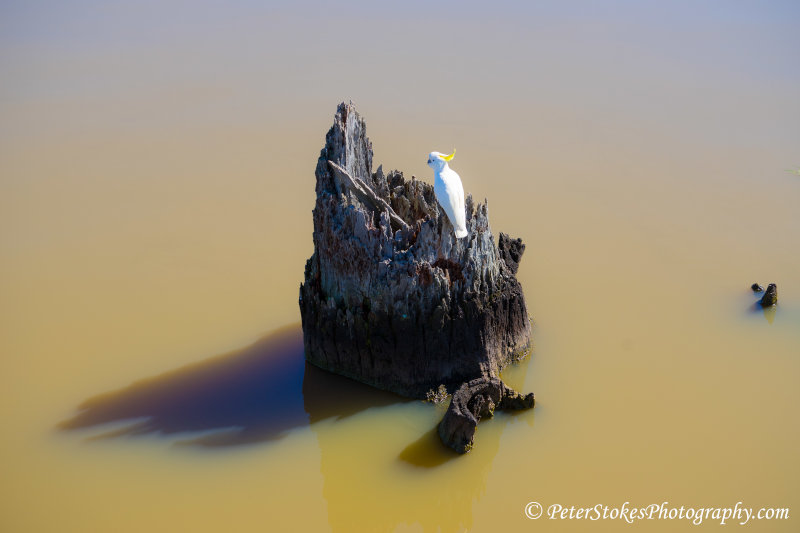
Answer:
[[60, 324, 406, 447], [302, 361, 409, 424], [762, 304, 777, 325], [749, 301, 777, 325], [312, 408, 516, 533], [312, 357, 535, 533]]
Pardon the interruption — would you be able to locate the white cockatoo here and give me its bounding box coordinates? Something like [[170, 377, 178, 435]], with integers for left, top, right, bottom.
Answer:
[[427, 149, 468, 238]]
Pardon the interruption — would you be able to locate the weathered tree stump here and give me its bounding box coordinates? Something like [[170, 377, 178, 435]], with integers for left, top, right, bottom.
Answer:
[[299, 102, 533, 400]]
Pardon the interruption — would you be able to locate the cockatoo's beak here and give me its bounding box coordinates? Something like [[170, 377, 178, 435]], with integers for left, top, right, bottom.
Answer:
[[441, 149, 456, 162]]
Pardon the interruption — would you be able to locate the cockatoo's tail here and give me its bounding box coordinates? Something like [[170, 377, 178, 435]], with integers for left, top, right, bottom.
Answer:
[[427, 149, 468, 239]]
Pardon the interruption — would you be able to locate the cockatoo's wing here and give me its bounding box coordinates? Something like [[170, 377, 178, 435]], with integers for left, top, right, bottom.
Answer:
[[436, 168, 468, 238], [455, 173, 466, 234], [450, 170, 467, 238]]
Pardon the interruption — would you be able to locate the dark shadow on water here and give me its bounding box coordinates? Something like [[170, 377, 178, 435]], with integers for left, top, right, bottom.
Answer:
[[59, 324, 408, 448], [398, 427, 459, 467]]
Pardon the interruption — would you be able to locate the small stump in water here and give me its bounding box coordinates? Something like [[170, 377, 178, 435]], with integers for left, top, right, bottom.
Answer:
[[760, 283, 778, 307]]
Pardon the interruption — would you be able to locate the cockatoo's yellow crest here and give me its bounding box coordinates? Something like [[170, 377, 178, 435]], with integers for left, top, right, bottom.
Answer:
[[442, 149, 456, 162]]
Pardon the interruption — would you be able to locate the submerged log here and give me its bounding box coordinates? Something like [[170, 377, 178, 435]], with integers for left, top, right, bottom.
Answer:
[[439, 377, 535, 454], [299, 102, 533, 400]]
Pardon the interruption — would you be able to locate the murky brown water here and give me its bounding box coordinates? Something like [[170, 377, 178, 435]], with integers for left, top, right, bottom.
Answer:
[[2, 2, 799, 531]]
